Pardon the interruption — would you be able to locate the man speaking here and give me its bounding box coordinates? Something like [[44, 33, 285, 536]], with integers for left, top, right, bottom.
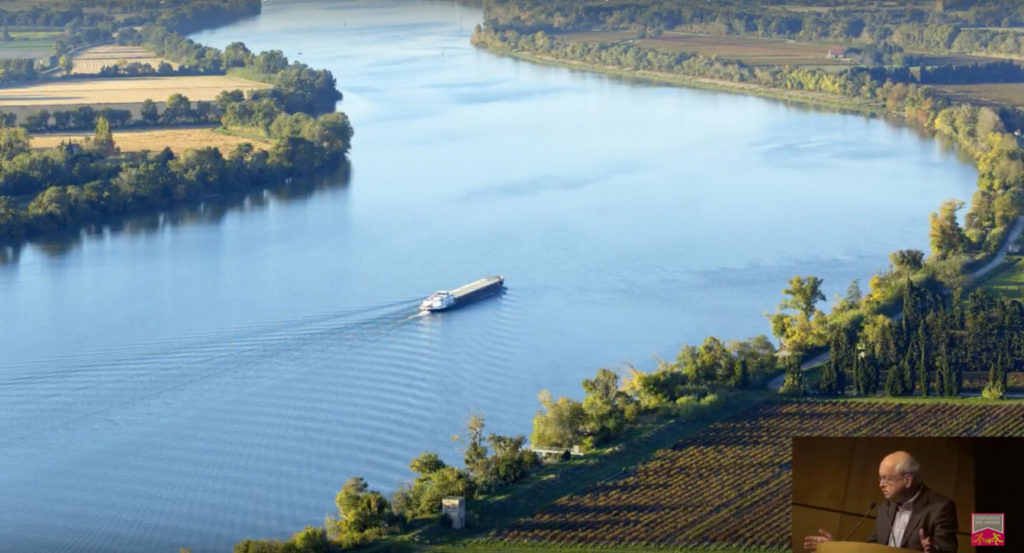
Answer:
[[804, 451, 958, 552]]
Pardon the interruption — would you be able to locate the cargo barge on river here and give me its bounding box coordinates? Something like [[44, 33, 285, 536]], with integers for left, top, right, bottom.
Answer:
[[420, 276, 504, 312]]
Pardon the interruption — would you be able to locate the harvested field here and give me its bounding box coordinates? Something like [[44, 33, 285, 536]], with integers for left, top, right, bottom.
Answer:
[[936, 82, 1024, 107], [493, 399, 1024, 550], [557, 31, 851, 67], [30, 126, 270, 154], [0, 75, 270, 107], [70, 45, 176, 74]]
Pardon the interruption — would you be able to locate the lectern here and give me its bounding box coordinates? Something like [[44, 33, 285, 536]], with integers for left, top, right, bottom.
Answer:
[[819, 542, 919, 553]]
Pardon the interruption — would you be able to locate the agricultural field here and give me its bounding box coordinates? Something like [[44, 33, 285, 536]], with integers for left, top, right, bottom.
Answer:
[[491, 400, 1024, 550], [935, 82, 1024, 107], [0, 75, 271, 108], [556, 31, 851, 67], [69, 44, 176, 74], [30, 126, 270, 154], [0, 37, 53, 59], [8, 31, 62, 40]]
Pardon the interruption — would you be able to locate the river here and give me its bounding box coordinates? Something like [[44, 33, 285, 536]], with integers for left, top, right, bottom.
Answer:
[[0, 1, 978, 551]]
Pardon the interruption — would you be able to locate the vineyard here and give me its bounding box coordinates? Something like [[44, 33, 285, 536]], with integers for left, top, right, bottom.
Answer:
[[491, 400, 1024, 549]]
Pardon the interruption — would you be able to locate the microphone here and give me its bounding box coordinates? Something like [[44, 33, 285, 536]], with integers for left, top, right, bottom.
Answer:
[[843, 502, 877, 541]]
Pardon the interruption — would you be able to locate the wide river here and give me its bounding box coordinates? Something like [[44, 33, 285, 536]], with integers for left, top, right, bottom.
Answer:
[[0, 1, 977, 551]]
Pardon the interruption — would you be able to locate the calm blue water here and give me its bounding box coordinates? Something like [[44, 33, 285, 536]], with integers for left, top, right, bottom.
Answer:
[[0, 1, 977, 551]]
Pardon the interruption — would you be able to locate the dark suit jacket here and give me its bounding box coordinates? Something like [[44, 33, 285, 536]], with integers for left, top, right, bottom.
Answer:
[[866, 484, 958, 552]]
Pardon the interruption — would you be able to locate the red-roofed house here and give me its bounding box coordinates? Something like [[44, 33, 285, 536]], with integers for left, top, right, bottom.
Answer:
[[827, 46, 846, 59]]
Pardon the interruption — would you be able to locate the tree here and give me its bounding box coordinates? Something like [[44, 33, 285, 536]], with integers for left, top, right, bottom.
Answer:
[[254, 49, 288, 74], [0, 126, 30, 159], [409, 452, 446, 476], [890, 249, 925, 275], [581, 368, 630, 445], [853, 350, 879, 396], [781, 275, 827, 319], [733, 358, 750, 389], [194, 100, 212, 123], [168, 147, 225, 198], [463, 414, 488, 471], [52, 110, 71, 130], [141, 99, 159, 125], [59, 54, 73, 75], [819, 342, 845, 396], [886, 359, 908, 396], [845, 279, 863, 305], [88, 116, 117, 156], [0, 196, 25, 240], [222, 41, 252, 67], [216, 89, 245, 112], [70, 106, 96, 129], [983, 350, 1009, 399], [861, 315, 897, 369], [778, 356, 804, 396], [917, 326, 930, 397], [928, 199, 966, 259], [162, 93, 192, 124], [531, 390, 585, 448], [485, 433, 537, 486], [290, 526, 329, 553], [686, 336, 733, 384], [331, 477, 394, 538], [27, 185, 73, 231], [393, 453, 473, 520]]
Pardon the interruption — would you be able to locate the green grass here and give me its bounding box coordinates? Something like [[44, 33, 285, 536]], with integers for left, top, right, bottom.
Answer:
[[979, 256, 1024, 298], [0, 38, 53, 50], [226, 66, 277, 84], [355, 391, 775, 552], [214, 125, 271, 142], [469, 391, 770, 530], [8, 31, 62, 39]]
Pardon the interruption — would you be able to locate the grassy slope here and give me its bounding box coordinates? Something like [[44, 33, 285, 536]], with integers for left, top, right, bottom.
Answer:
[[979, 256, 1024, 298], [353, 392, 776, 552]]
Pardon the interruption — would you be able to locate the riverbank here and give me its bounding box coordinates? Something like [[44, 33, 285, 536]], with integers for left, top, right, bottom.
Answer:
[[481, 46, 888, 117]]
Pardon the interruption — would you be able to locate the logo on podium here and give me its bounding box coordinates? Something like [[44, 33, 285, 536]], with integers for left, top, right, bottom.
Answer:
[[972, 513, 1005, 546]]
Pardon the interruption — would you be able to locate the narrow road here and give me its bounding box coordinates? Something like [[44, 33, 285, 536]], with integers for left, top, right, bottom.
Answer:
[[972, 216, 1024, 281], [767, 216, 1024, 392]]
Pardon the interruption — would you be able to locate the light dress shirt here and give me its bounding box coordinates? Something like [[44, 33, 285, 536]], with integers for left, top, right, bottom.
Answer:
[[889, 487, 924, 547]]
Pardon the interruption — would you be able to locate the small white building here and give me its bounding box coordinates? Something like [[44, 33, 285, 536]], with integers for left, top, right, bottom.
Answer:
[[442, 496, 465, 529]]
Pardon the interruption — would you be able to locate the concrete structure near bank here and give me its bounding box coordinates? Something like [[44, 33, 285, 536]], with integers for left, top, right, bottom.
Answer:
[[442, 496, 465, 529]]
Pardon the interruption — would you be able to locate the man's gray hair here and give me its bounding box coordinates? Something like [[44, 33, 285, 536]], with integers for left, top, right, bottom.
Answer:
[[895, 453, 921, 476]]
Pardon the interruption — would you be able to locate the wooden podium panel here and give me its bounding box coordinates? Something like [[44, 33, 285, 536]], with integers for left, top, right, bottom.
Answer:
[[818, 541, 918, 553]]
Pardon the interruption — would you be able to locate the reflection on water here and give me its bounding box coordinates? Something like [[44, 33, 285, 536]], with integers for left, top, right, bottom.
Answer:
[[4, 162, 351, 265]]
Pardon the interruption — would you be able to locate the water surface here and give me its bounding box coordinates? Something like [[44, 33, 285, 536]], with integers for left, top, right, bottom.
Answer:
[[0, 1, 978, 551]]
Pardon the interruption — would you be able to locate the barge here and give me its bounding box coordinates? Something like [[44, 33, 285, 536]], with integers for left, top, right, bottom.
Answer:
[[420, 276, 504, 312]]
